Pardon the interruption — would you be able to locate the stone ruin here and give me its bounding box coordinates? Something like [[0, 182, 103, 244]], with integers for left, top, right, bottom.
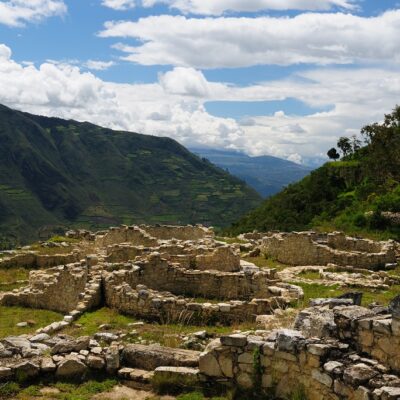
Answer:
[[199, 295, 400, 400], [0, 224, 302, 325], [1, 225, 400, 399], [261, 231, 396, 269]]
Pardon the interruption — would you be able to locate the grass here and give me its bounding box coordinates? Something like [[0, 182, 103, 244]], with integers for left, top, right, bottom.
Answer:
[[3, 379, 118, 400], [0, 306, 63, 338], [64, 307, 257, 348], [64, 307, 137, 337], [0, 267, 30, 292], [297, 270, 321, 280], [292, 281, 400, 309], [243, 255, 288, 272]]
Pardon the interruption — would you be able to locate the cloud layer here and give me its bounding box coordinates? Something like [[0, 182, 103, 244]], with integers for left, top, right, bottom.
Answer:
[[101, 10, 400, 68], [144, 0, 356, 15], [0, 0, 66, 27], [1, 43, 399, 165]]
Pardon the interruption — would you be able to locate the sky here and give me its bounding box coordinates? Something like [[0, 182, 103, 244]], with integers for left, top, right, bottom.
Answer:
[[0, 1, 399, 166]]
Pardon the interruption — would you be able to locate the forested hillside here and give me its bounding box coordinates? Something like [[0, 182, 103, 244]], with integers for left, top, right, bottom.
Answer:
[[228, 107, 400, 239], [0, 105, 261, 246]]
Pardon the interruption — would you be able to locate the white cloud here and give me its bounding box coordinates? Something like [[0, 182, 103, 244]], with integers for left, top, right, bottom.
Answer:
[[100, 10, 400, 68], [0, 44, 399, 165], [159, 67, 211, 97], [0, 0, 66, 27], [101, 0, 136, 10], [143, 0, 356, 15], [84, 60, 116, 71]]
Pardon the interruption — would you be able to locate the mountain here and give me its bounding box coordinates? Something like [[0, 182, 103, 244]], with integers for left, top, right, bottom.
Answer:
[[191, 148, 311, 197], [0, 104, 261, 246], [227, 107, 400, 240]]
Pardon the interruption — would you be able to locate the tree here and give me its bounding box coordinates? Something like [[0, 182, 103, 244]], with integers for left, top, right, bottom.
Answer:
[[351, 135, 362, 153], [361, 105, 400, 183], [327, 147, 340, 161], [337, 137, 352, 157]]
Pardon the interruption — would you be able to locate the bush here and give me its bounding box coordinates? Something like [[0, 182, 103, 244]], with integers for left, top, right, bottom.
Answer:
[[0, 382, 20, 397]]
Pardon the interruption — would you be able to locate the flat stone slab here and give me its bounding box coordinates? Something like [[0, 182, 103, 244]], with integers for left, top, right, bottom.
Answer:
[[122, 344, 200, 370]]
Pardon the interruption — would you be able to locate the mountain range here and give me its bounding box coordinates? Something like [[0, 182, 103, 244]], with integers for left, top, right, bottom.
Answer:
[[191, 148, 311, 197]]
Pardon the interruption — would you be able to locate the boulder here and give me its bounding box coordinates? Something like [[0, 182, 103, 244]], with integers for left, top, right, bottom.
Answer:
[[3, 336, 31, 352], [41, 358, 56, 373], [51, 336, 90, 355], [87, 355, 105, 370], [94, 332, 119, 344], [13, 361, 40, 379], [30, 333, 51, 343], [343, 363, 378, 386], [56, 358, 88, 379]]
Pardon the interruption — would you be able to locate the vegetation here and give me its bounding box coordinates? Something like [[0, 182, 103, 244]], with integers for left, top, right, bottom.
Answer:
[[65, 307, 257, 348], [227, 106, 400, 240], [0, 306, 62, 338], [0, 267, 29, 292], [0, 104, 261, 245], [0, 379, 117, 400]]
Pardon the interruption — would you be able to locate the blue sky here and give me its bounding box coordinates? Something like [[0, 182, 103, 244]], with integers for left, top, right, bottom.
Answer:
[[0, 0, 399, 166]]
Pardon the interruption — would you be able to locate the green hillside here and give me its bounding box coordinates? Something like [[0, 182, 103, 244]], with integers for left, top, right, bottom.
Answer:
[[228, 107, 400, 240], [0, 104, 261, 246]]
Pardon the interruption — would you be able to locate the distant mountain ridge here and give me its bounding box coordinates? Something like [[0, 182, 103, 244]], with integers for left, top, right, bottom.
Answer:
[[0, 104, 261, 246], [191, 148, 311, 197]]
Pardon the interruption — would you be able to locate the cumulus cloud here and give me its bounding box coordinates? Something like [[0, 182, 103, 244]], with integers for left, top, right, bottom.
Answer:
[[143, 0, 356, 15], [84, 60, 116, 71], [159, 67, 211, 97], [100, 11, 400, 68], [0, 0, 66, 27], [101, 0, 136, 10], [0, 44, 399, 165]]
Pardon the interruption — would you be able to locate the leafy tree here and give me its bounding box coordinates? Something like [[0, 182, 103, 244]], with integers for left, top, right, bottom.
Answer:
[[351, 135, 362, 153], [337, 137, 352, 157], [361, 105, 400, 183], [327, 147, 340, 161]]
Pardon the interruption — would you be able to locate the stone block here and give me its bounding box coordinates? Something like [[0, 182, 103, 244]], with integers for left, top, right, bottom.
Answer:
[[276, 329, 304, 352], [343, 363, 378, 386], [238, 352, 254, 364], [220, 334, 247, 347], [199, 352, 222, 377], [311, 369, 333, 387]]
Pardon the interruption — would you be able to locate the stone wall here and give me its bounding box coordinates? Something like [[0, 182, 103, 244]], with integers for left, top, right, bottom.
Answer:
[[199, 311, 400, 400], [0, 251, 82, 269], [0, 263, 99, 314], [327, 232, 387, 253], [261, 232, 396, 269], [194, 246, 240, 272], [141, 224, 213, 241], [95, 226, 158, 248], [104, 278, 289, 325], [105, 254, 283, 301]]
